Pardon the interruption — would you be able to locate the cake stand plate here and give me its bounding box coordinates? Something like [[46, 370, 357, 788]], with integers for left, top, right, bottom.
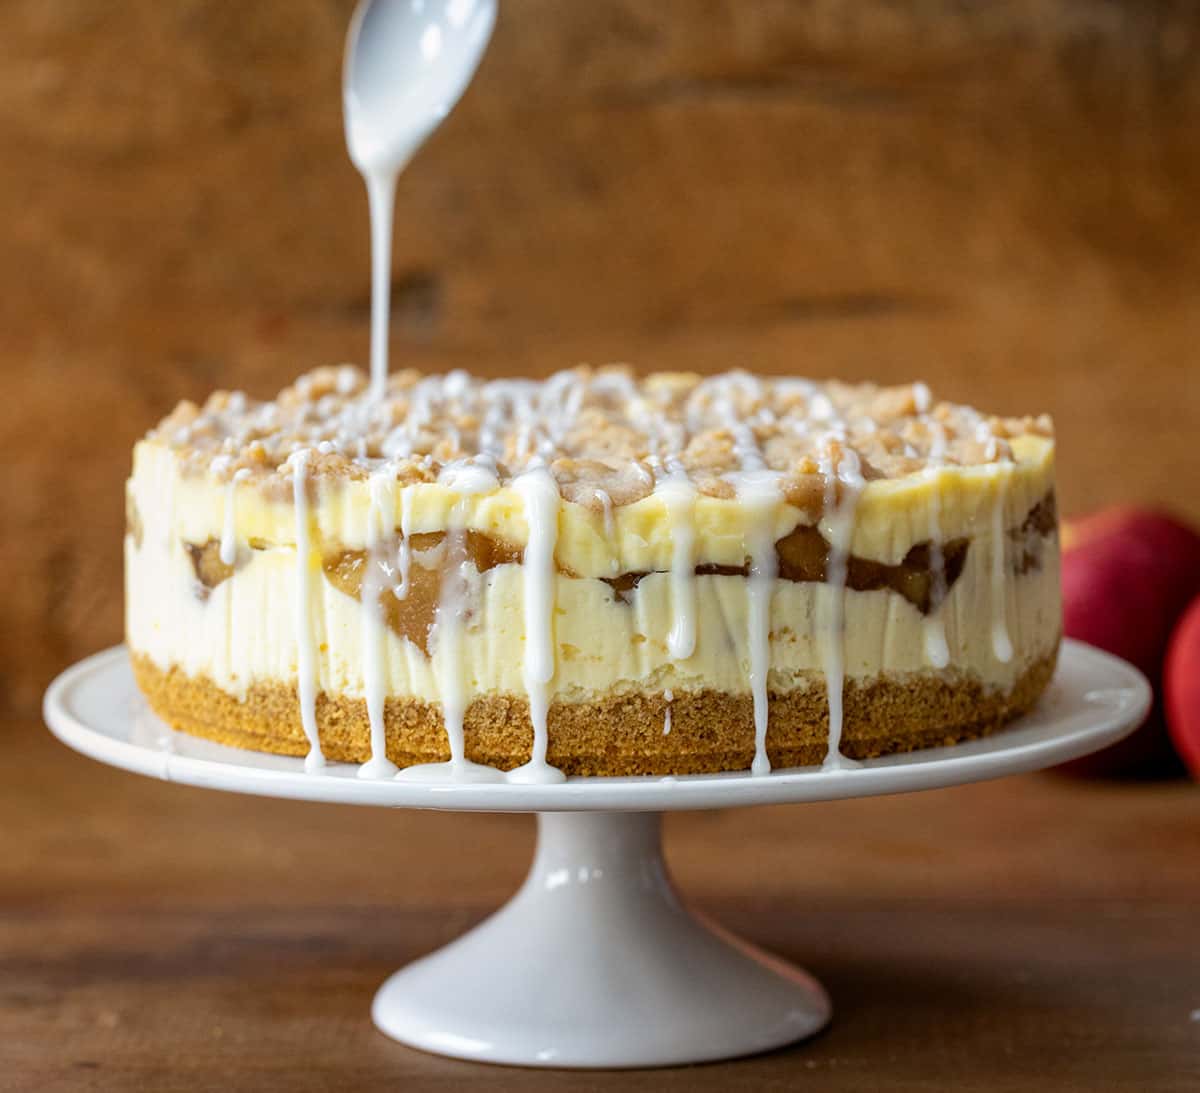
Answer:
[[44, 640, 1149, 1069]]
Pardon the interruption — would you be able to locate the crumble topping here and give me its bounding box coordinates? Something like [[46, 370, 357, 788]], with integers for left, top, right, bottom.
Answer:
[[149, 365, 1054, 505]]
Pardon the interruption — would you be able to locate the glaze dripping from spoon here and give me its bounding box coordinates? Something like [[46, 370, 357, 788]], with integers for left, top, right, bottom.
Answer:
[[344, 0, 497, 400]]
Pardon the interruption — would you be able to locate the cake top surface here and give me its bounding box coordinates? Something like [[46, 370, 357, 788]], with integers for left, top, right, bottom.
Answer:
[[147, 365, 1053, 507]]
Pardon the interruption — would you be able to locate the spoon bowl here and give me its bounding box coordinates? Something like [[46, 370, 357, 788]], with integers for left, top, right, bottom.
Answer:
[[344, 0, 497, 174]]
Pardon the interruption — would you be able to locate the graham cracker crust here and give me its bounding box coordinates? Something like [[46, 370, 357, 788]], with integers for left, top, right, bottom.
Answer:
[[130, 647, 1059, 776]]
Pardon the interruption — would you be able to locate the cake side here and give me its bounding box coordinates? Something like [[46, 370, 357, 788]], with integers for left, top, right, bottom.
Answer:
[[125, 367, 1061, 778]]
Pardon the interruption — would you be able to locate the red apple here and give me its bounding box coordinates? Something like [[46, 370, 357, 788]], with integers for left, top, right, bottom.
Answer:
[[1057, 507, 1200, 778], [1165, 596, 1200, 778]]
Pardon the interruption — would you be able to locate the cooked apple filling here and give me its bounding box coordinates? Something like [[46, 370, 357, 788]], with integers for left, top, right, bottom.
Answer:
[[295, 491, 1056, 651], [184, 492, 1057, 628]]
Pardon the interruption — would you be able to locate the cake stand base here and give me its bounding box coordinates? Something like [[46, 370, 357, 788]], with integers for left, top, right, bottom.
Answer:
[[372, 811, 830, 1068], [45, 641, 1151, 1070]]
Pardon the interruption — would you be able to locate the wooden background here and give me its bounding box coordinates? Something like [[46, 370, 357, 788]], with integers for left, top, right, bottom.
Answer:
[[3, 3, 1199, 1088], [4, 2, 1195, 724], [4, 0, 1200, 720]]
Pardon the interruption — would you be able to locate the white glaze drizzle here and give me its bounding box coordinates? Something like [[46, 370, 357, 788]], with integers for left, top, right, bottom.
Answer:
[[732, 470, 780, 776], [358, 471, 399, 779], [990, 463, 1014, 663], [364, 172, 396, 402], [397, 464, 505, 784], [397, 537, 501, 782], [435, 537, 473, 771], [288, 450, 325, 772], [506, 465, 566, 784], [219, 467, 251, 567], [690, 373, 783, 776], [438, 454, 501, 495], [818, 438, 864, 771], [395, 484, 413, 599], [392, 550, 504, 785], [658, 465, 698, 662], [922, 422, 951, 669], [594, 488, 615, 543], [663, 689, 673, 735]]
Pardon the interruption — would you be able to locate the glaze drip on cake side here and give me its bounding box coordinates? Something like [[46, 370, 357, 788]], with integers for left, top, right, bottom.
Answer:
[[288, 449, 324, 772], [126, 366, 1061, 779]]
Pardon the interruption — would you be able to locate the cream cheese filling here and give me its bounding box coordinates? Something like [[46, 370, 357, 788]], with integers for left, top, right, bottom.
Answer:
[[126, 527, 1060, 708], [130, 434, 1055, 576]]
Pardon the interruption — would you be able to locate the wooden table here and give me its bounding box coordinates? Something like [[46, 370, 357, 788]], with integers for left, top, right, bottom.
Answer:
[[3, 710, 1198, 1091]]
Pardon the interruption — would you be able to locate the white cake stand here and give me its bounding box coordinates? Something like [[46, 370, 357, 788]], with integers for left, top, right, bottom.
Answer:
[[44, 639, 1148, 1069]]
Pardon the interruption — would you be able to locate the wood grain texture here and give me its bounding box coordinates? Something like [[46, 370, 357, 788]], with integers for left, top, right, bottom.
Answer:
[[3, 718, 1200, 1091], [3, 5, 1200, 1086], [3, 0, 1200, 718]]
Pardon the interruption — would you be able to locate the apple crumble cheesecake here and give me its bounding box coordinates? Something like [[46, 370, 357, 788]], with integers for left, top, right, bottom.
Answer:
[[125, 366, 1060, 781]]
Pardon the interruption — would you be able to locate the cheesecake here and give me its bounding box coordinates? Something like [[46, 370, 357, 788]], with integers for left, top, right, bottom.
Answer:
[[125, 366, 1060, 781]]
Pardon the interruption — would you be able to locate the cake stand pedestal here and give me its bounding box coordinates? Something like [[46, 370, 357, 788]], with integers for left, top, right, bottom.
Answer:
[[373, 810, 828, 1066], [44, 640, 1149, 1069]]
